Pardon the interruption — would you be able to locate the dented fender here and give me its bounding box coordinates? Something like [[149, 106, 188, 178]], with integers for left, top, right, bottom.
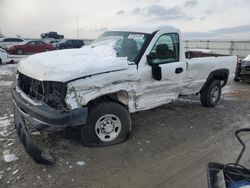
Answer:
[[65, 68, 139, 112]]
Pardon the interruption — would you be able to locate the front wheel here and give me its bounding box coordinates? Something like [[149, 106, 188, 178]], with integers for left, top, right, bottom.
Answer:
[[200, 80, 222, 107], [81, 102, 131, 147]]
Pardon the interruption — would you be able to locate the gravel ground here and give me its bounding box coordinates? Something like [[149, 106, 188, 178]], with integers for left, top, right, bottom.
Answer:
[[0, 63, 249, 188]]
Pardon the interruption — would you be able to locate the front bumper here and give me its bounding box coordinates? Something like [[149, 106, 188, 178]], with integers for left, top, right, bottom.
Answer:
[[11, 83, 88, 131], [11, 83, 88, 164]]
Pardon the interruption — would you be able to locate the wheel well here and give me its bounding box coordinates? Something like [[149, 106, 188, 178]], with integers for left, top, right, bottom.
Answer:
[[204, 69, 229, 88], [87, 91, 129, 110]]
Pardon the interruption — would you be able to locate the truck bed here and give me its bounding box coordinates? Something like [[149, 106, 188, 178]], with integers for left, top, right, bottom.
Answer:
[[180, 55, 237, 95]]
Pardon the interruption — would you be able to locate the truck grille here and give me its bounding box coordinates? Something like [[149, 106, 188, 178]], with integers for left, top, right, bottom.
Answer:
[[17, 72, 67, 110]]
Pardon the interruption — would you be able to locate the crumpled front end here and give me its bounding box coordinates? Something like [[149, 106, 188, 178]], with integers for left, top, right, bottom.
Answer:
[[12, 72, 88, 164]]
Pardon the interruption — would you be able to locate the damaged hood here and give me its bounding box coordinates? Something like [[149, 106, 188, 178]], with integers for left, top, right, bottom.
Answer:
[[18, 45, 131, 82]]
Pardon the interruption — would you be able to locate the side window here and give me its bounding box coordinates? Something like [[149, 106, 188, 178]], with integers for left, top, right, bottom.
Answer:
[[66, 40, 72, 45], [36, 41, 44, 45], [17, 39, 23, 42], [150, 33, 179, 64], [12, 38, 23, 42], [28, 41, 36, 45], [3, 38, 12, 42]]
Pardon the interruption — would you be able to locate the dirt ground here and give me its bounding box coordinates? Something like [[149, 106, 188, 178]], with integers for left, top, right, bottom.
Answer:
[[0, 63, 250, 188]]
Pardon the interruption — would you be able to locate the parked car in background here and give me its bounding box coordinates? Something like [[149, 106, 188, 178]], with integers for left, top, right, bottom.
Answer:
[[42, 38, 61, 48], [0, 48, 8, 64], [7, 40, 54, 55], [58, 39, 84, 49], [234, 55, 250, 83], [0, 37, 25, 49], [0, 48, 14, 64], [41, 32, 64, 39]]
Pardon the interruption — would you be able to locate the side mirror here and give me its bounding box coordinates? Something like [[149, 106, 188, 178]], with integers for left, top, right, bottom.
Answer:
[[146, 54, 162, 81]]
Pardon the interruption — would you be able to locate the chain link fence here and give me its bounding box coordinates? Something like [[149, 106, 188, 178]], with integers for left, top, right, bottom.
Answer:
[[184, 40, 250, 58]]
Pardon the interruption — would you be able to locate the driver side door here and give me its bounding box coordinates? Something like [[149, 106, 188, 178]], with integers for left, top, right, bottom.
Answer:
[[136, 33, 186, 110]]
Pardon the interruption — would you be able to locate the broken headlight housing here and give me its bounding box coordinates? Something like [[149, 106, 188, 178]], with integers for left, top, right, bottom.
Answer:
[[65, 84, 85, 110]]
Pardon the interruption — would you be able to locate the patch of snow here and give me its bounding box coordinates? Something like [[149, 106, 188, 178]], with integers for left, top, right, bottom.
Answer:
[[0, 130, 12, 137], [76, 161, 86, 166], [12, 169, 19, 175], [0, 80, 13, 87], [3, 150, 19, 163], [18, 45, 130, 82], [0, 115, 11, 128], [0, 64, 17, 78], [0, 115, 7, 120], [0, 130, 8, 137], [31, 131, 41, 136], [7, 143, 14, 147]]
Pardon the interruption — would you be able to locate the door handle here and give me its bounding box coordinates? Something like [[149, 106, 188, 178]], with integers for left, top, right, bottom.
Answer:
[[175, 67, 184, 74]]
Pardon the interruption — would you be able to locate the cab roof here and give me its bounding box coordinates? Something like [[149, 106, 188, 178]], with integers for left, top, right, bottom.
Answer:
[[109, 24, 179, 34]]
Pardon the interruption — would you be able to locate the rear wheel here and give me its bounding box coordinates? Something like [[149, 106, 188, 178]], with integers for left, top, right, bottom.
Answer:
[[200, 80, 222, 107], [0, 58, 2, 65], [16, 49, 24, 55], [81, 102, 131, 147]]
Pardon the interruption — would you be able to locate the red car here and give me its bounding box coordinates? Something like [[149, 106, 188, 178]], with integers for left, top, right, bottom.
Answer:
[[8, 40, 55, 55]]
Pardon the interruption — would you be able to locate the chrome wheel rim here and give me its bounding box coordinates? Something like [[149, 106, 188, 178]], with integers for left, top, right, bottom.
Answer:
[[95, 114, 122, 142], [211, 86, 219, 103]]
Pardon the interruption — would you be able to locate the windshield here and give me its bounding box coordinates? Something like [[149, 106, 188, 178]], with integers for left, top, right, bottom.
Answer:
[[92, 31, 149, 62]]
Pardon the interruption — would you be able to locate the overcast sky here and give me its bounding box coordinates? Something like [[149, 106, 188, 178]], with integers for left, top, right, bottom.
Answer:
[[0, 0, 250, 39]]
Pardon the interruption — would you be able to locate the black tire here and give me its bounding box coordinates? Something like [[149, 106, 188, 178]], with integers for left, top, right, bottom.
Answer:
[[234, 77, 240, 82], [0, 58, 2, 65], [200, 80, 222, 107], [16, 49, 24, 55], [81, 102, 131, 147]]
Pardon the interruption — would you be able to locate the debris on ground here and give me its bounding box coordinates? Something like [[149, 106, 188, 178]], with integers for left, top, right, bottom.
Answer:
[[3, 150, 19, 162], [12, 169, 19, 175], [76, 161, 86, 166]]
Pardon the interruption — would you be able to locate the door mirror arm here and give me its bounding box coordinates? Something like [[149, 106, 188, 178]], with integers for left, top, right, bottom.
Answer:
[[146, 54, 162, 81]]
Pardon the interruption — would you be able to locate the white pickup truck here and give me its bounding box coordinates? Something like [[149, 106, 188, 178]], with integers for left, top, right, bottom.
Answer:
[[12, 25, 237, 164]]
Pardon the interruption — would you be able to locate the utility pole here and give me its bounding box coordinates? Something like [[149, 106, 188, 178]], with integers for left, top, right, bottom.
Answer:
[[76, 14, 79, 39]]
